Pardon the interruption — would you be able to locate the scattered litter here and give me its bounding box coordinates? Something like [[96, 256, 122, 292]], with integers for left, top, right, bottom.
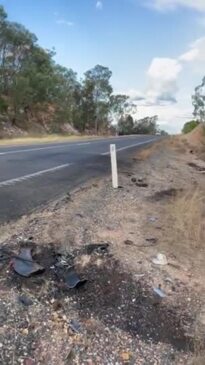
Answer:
[[164, 277, 173, 284], [146, 238, 158, 244], [18, 295, 33, 306], [64, 267, 87, 289], [136, 182, 148, 188], [85, 243, 109, 255], [188, 162, 205, 172], [124, 240, 134, 246], [152, 253, 168, 266], [148, 216, 158, 223], [69, 319, 82, 333], [12, 248, 44, 277], [154, 286, 166, 299]]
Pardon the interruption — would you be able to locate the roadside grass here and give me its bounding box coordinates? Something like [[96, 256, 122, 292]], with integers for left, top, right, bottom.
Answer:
[[0, 134, 100, 147], [167, 189, 205, 256], [167, 189, 205, 364], [135, 140, 166, 160]]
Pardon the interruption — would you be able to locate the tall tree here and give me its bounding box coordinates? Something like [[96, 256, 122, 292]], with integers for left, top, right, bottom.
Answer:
[[83, 65, 113, 133], [118, 114, 134, 135], [192, 77, 205, 122]]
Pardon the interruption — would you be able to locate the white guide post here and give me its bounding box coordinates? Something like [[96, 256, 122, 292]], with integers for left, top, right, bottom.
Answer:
[[110, 144, 118, 189]]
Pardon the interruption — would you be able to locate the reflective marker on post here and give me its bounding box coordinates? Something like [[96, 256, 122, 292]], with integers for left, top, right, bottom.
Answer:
[[110, 144, 118, 189]]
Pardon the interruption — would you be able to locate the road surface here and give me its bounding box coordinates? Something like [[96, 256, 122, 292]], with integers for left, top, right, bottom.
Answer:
[[0, 135, 159, 223]]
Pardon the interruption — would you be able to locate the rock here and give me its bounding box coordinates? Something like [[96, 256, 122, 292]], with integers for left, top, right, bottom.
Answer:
[[131, 177, 137, 183], [18, 295, 33, 306], [120, 351, 131, 362]]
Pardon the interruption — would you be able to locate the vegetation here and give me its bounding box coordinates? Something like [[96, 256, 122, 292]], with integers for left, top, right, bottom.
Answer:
[[118, 114, 159, 135], [0, 6, 134, 135], [182, 120, 200, 134], [192, 77, 205, 123]]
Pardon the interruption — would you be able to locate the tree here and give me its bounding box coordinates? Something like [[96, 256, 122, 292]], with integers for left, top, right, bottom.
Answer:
[[134, 115, 158, 135], [182, 120, 200, 134], [82, 65, 113, 133], [110, 94, 129, 120], [192, 77, 205, 122], [118, 114, 134, 135]]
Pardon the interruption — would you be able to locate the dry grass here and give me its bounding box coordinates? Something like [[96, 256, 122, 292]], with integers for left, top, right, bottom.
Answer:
[[168, 189, 205, 251], [0, 134, 100, 146], [135, 141, 165, 160]]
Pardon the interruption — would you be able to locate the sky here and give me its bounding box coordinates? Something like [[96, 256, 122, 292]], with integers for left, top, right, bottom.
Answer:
[[0, 0, 205, 133]]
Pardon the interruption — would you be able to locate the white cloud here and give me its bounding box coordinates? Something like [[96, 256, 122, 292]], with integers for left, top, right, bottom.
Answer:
[[179, 37, 205, 62], [56, 19, 74, 27], [146, 0, 205, 12], [146, 58, 182, 103], [96, 1, 103, 10]]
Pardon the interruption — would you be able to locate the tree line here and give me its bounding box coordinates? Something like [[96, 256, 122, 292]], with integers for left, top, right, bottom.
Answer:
[[0, 6, 162, 136], [0, 6, 129, 134]]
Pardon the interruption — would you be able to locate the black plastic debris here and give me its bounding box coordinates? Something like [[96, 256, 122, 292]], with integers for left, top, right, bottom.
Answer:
[[136, 182, 148, 188], [13, 248, 44, 277], [124, 240, 134, 246], [85, 243, 109, 255], [18, 294, 33, 306], [65, 267, 87, 289], [69, 319, 82, 333]]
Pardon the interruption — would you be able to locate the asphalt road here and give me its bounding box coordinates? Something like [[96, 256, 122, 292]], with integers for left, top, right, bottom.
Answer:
[[0, 135, 159, 223]]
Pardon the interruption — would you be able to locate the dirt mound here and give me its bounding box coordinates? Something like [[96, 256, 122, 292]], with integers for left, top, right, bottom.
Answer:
[[184, 123, 205, 148]]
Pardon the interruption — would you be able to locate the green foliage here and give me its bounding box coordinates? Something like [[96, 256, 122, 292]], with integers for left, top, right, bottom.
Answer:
[[0, 96, 8, 112], [133, 115, 159, 135], [192, 77, 205, 123], [118, 114, 134, 135], [182, 120, 200, 134]]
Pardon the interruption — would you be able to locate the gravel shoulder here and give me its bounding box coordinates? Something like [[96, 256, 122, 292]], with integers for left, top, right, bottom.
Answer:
[[0, 138, 205, 365]]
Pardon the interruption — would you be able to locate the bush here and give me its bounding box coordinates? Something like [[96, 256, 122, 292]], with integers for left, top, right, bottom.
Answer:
[[182, 120, 200, 134]]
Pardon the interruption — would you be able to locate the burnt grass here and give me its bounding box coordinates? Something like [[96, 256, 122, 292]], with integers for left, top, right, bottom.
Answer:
[[5, 243, 195, 354]]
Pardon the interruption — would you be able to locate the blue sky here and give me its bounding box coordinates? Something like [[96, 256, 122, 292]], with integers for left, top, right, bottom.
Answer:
[[1, 0, 205, 132]]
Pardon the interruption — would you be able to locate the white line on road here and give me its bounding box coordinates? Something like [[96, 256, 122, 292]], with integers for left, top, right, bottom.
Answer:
[[101, 138, 156, 155], [0, 163, 72, 188], [0, 142, 91, 155]]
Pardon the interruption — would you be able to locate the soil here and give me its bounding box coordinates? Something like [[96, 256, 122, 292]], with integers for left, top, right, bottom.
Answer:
[[0, 138, 205, 364]]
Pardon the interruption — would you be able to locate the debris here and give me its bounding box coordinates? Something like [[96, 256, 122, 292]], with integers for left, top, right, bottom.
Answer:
[[146, 238, 158, 245], [152, 253, 168, 266], [131, 177, 137, 183], [18, 295, 33, 306], [12, 248, 44, 277], [148, 216, 158, 223], [85, 243, 109, 255], [154, 286, 166, 299], [188, 162, 205, 172], [64, 267, 87, 289], [124, 240, 134, 246], [136, 182, 148, 187], [69, 319, 82, 333], [153, 286, 166, 304], [164, 277, 173, 284]]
